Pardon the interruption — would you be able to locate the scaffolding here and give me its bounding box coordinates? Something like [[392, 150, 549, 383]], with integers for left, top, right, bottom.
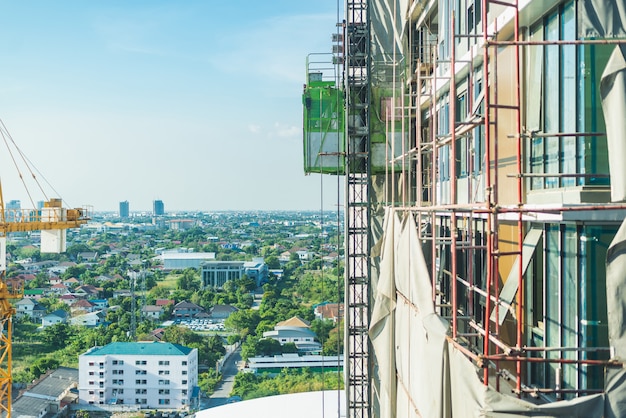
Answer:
[[344, 0, 371, 417], [375, 0, 626, 412]]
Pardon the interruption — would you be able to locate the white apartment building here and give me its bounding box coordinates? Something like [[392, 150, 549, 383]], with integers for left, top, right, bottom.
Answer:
[[78, 341, 198, 409]]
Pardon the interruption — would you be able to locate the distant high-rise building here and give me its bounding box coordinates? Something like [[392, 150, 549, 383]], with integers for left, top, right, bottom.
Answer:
[[119, 200, 129, 218], [6, 200, 20, 211], [153, 200, 164, 216]]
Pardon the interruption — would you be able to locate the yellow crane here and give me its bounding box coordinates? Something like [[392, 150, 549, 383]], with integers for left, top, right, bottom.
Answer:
[[0, 192, 89, 416]]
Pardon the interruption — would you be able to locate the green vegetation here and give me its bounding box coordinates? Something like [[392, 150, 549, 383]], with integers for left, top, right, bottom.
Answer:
[[231, 368, 344, 400]]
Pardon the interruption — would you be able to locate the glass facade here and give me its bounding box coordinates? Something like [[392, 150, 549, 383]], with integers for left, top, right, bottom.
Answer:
[[526, 223, 616, 396], [528, 1, 610, 191]]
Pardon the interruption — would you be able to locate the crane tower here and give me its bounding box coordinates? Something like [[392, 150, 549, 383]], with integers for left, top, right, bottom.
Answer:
[[0, 195, 89, 416]]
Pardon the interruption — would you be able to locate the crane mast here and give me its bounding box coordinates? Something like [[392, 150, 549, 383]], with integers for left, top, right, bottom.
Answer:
[[0, 189, 89, 417]]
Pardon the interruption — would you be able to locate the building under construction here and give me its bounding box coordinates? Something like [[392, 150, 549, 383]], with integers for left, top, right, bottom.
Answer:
[[304, 0, 626, 417]]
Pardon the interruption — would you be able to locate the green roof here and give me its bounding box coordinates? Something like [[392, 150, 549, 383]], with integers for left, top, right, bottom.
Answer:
[[24, 289, 44, 295], [84, 342, 193, 356]]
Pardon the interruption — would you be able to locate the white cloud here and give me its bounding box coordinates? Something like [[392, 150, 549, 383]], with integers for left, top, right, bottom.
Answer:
[[269, 122, 300, 139]]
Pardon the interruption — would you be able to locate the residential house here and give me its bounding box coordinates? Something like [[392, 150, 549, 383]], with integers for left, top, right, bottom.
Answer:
[[90, 299, 108, 310], [278, 251, 292, 265], [210, 304, 238, 320], [313, 302, 344, 324], [77, 251, 98, 262], [23, 288, 44, 300], [150, 328, 166, 341], [18, 260, 57, 273], [62, 277, 80, 288], [142, 305, 163, 320], [296, 250, 313, 263], [263, 316, 321, 354], [47, 261, 76, 276], [70, 310, 106, 327], [42, 310, 69, 328], [78, 341, 198, 409], [50, 283, 69, 295], [71, 299, 95, 314], [59, 294, 78, 305], [113, 289, 132, 298], [75, 285, 101, 298], [49, 276, 63, 286], [16, 273, 36, 283], [15, 298, 47, 320], [156, 299, 174, 307], [172, 301, 205, 320]]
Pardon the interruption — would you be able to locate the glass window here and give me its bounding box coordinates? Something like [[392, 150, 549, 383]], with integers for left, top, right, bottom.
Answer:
[[561, 2, 576, 187], [527, 222, 615, 393], [545, 224, 560, 388], [529, 1, 609, 191], [544, 13, 559, 189]]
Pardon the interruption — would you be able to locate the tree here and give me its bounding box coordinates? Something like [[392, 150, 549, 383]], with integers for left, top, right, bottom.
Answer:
[[40, 323, 72, 350], [177, 268, 201, 292], [264, 255, 281, 270], [30, 357, 60, 379], [255, 338, 282, 357], [225, 309, 260, 336], [60, 265, 87, 280], [282, 342, 298, 353], [323, 321, 344, 355], [240, 335, 260, 361], [310, 319, 336, 345]]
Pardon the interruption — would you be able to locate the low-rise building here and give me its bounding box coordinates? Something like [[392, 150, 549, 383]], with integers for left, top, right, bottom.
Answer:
[[201, 258, 268, 288], [157, 251, 216, 271], [15, 298, 46, 320], [70, 310, 106, 327], [11, 367, 78, 418], [71, 299, 96, 313], [172, 301, 204, 320], [78, 341, 198, 409], [209, 304, 238, 320], [243, 258, 269, 286], [201, 261, 244, 288], [142, 305, 164, 320], [263, 316, 321, 354], [313, 302, 344, 324], [246, 354, 343, 375], [42, 309, 69, 328]]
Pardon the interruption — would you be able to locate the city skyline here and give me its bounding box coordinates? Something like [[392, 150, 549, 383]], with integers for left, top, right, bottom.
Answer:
[[0, 1, 343, 212]]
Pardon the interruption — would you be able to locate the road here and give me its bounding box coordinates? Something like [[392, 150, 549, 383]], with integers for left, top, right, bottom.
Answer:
[[200, 347, 242, 410]]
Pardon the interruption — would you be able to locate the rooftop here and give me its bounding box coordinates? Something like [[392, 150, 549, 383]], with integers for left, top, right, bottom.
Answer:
[[82, 341, 193, 356]]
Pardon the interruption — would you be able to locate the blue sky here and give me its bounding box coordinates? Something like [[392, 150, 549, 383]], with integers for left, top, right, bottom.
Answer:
[[0, 1, 343, 212]]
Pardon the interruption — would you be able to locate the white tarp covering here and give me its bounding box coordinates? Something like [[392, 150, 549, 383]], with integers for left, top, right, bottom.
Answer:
[[578, 0, 626, 39], [600, 45, 626, 202], [369, 209, 626, 417], [369, 209, 398, 418]]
